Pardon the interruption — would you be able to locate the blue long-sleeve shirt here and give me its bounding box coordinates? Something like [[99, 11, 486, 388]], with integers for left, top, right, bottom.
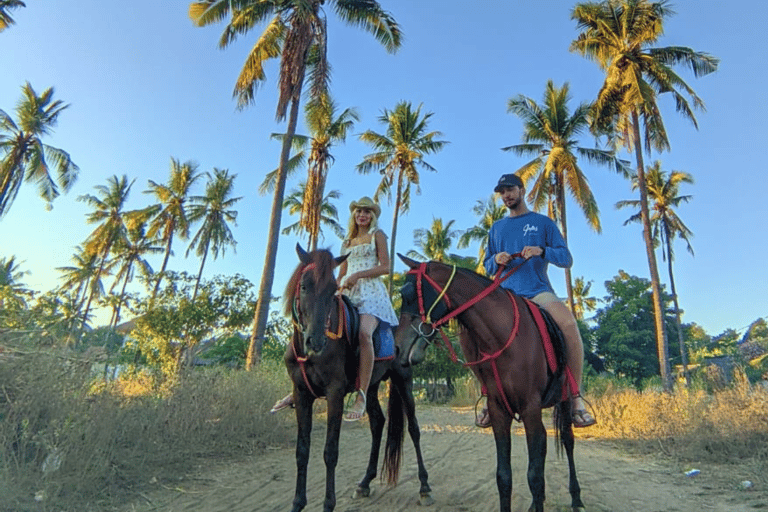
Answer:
[[483, 212, 572, 298]]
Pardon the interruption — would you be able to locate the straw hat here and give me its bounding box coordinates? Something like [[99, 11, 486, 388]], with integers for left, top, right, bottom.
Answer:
[[349, 196, 381, 218]]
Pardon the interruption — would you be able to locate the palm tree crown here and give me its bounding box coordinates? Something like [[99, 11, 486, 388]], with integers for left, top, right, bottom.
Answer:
[[357, 101, 448, 292], [0, 0, 25, 32], [0, 82, 79, 217], [144, 157, 203, 299], [186, 168, 242, 299], [458, 195, 508, 275]]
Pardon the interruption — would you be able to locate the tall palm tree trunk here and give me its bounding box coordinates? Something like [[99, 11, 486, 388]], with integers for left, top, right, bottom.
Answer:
[[388, 170, 405, 296], [632, 111, 672, 391], [152, 232, 174, 300], [110, 263, 133, 331], [557, 176, 575, 312], [664, 225, 690, 386], [193, 238, 210, 301], [247, 87, 305, 370]]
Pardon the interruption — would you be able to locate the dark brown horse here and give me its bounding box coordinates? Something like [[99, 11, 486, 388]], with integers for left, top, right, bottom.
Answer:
[[395, 255, 586, 512], [283, 245, 433, 512]]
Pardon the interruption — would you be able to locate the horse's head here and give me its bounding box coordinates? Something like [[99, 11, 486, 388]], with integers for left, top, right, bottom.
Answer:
[[288, 244, 348, 355], [394, 254, 451, 367]]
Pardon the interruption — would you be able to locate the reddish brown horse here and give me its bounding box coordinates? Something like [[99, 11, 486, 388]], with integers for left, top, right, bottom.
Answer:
[[394, 255, 586, 512], [283, 245, 433, 512]]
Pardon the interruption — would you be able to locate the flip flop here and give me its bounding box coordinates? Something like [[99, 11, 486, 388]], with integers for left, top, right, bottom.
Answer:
[[344, 390, 367, 422], [572, 408, 596, 428], [269, 394, 294, 414], [475, 407, 492, 428]]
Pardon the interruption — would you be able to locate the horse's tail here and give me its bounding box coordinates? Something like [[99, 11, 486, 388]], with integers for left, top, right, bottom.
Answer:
[[553, 399, 569, 458], [382, 380, 405, 486]]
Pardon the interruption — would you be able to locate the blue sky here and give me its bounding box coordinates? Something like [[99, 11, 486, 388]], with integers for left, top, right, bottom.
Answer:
[[1, 1, 765, 336]]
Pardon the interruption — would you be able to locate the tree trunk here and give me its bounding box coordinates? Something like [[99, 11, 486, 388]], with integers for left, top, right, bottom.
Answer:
[[557, 174, 575, 312], [247, 87, 305, 370], [665, 225, 690, 386], [387, 169, 404, 297], [631, 111, 672, 391], [152, 229, 174, 300], [193, 238, 210, 301], [110, 262, 133, 332]]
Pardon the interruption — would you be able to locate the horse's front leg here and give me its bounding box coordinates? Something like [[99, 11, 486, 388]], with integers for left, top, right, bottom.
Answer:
[[292, 391, 314, 512], [322, 386, 345, 512], [489, 402, 514, 512], [356, 380, 384, 498], [521, 408, 547, 512]]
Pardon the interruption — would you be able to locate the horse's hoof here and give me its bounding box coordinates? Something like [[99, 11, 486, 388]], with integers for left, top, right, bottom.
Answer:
[[353, 486, 370, 499], [573, 507, 586, 512], [418, 492, 435, 506]]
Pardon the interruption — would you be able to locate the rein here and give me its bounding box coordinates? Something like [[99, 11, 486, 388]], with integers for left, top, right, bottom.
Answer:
[[407, 257, 527, 418], [291, 263, 349, 399]]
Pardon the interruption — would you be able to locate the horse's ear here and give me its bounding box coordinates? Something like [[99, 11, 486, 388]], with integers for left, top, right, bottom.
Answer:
[[398, 253, 419, 269], [334, 253, 349, 267], [296, 243, 312, 265]]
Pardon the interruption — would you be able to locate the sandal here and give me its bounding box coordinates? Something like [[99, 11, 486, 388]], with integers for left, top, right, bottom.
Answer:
[[269, 394, 294, 414], [572, 408, 596, 428], [475, 407, 492, 428], [344, 390, 367, 422]]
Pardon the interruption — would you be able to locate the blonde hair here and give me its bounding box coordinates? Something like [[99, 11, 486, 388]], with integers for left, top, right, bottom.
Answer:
[[344, 207, 380, 245]]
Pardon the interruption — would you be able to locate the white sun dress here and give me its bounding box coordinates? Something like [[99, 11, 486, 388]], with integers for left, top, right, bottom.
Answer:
[[340, 232, 399, 327]]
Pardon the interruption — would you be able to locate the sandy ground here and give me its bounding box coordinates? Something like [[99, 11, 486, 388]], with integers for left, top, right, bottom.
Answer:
[[120, 406, 766, 512]]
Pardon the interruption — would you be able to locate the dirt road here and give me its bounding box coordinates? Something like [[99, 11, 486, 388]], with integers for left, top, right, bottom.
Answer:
[[122, 406, 765, 512]]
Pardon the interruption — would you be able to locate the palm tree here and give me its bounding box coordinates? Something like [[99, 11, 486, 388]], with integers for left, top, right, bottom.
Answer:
[[144, 157, 203, 299], [0, 82, 79, 218], [190, 0, 401, 369], [261, 94, 358, 251], [572, 276, 598, 321], [108, 222, 163, 330], [357, 101, 448, 294], [616, 161, 694, 383], [56, 246, 99, 321], [281, 182, 344, 243], [77, 175, 134, 334], [458, 195, 508, 275], [186, 168, 242, 300], [407, 217, 459, 263], [503, 79, 629, 311], [0, 255, 30, 310], [571, 0, 718, 390], [0, 0, 25, 32]]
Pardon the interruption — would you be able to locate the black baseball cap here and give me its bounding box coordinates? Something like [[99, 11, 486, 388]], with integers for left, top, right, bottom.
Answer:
[[494, 173, 524, 192]]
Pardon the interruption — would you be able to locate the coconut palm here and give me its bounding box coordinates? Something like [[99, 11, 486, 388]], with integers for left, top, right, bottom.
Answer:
[[357, 101, 448, 294], [0, 82, 79, 218], [407, 217, 459, 263], [281, 182, 344, 243], [186, 168, 242, 300], [0, 255, 30, 310], [616, 161, 694, 382], [261, 94, 358, 251], [571, 0, 718, 390], [56, 246, 99, 316], [143, 157, 203, 299], [504, 80, 629, 310], [457, 195, 508, 275], [190, 0, 401, 369], [108, 222, 163, 330], [572, 276, 598, 321], [0, 0, 25, 32], [77, 175, 134, 334]]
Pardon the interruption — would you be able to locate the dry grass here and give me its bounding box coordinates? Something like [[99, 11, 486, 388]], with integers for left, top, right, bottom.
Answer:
[[584, 372, 768, 485], [0, 350, 295, 511], [3, 349, 767, 512]]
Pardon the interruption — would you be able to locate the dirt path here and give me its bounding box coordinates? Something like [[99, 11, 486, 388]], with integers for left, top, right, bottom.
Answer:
[[122, 406, 766, 512]]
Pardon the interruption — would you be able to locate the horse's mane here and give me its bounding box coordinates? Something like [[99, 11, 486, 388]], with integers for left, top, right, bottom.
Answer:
[[283, 249, 337, 317], [428, 261, 497, 289]]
